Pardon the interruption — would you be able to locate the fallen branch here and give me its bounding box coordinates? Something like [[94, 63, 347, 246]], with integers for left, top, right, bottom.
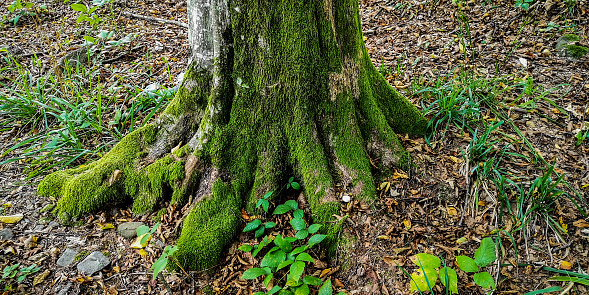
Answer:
[[122, 12, 187, 28]]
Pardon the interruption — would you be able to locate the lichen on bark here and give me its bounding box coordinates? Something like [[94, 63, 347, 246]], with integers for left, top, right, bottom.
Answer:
[[38, 0, 428, 270]]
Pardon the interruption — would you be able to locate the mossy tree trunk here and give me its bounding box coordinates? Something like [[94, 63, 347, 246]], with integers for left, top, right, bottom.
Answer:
[[38, 0, 427, 270]]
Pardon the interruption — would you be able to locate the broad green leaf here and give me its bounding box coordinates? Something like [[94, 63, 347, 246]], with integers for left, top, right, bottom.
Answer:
[[264, 273, 273, 288], [318, 279, 333, 295], [244, 219, 262, 232], [296, 253, 314, 263], [291, 182, 300, 190], [410, 253, 441, 269], [303, 276, 323, 286], [83, 35, 96, 44], [273, 204, 292, 215], [293, 209, 304, 219], [295, 229, 309, 240], [308, 224, 322, 234], [473, 271, 495, 289], [285, 237, 298, 243], [253, 236, 270, 257], [260, 249, 286, 268], [439, 267, 458, 294], [267, 286, 281, 294], [70, 3, 87, 12], [151, 257, 168, 279], [291, 246, 308, 255], [136, 225, 150, 236], [277, 260, 294, 270], [242, 268, 267, 280], [265, 222, 277, 229], [263, 191, 273, 199], [150, 222, 160, 234], [286, 278, 302, 287], [289, 261, 306, 283], [456, 256, 479, 272], [295, 284, 310, 295], [275, 235, 293, 253], [289, 177, 294, 183], [254, 226, 265, 238], [291, 217, 307, 231], [285, 200, 298, 210], [409, 267, 438, 293], [474, 237, 497, 267], [239, 244, 253, 252], [308, 234, 327, 247]]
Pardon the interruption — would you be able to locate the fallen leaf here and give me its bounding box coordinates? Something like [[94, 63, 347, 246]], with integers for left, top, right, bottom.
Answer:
[[33, 270, 50, 286], [130, 233, 151, 249], [393, 247, 411, 254], [320, 268, 331, 278], [573, 220, 589, 228], [334, 278, 345, 288], [559, 261, 572, 270], [24, 235, 38, 248], [108, 169, 122, 187], [378, 235, 390, 240], [0, 213, 23, 224], [393, 171, 409, 179], [112, 266, 121, 273], [98, 223, 115, 230], [403, 219, 412, 230], [139, 249, 148, 259], [447, 207, 458, 216]]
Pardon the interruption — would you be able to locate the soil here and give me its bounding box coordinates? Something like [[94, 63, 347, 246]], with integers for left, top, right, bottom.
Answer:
[[1, 0, 588, 294]]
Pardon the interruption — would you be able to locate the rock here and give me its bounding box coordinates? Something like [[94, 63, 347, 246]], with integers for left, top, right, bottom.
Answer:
[[77, 251, 110, 275], [118, 222, 145, 239], [555, 34, 589, 59], [0, 228, 14, 241], [56, 282, 72, 295], [57, 248, 78, 267]]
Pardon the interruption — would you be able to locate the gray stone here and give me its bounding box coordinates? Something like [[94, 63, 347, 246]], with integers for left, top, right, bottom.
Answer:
[[56, 282, 72, 295], [57, 248, 78, 267], [117, 222, 145, 239], [77, 251, 110, 275], [0, 228, 13, 241]]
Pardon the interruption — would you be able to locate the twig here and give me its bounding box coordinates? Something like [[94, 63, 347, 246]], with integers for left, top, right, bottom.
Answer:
[[157, 272, 173, 294], [122, 12, 187, 28]]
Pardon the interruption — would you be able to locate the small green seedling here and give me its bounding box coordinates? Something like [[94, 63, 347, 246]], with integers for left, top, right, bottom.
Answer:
[[2, 264, 20, 280], [151, 245, 178, 280], [17, 264, 40, 282], [408, 253, 458, 294], [137, 222, 160, 245], [456, 237, 497, 289]]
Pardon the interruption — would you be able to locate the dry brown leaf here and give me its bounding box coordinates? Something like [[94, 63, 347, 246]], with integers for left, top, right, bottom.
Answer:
[[108, 169, 122, 187], [573, 220, 589, 228], [33, 269, 50, 286]]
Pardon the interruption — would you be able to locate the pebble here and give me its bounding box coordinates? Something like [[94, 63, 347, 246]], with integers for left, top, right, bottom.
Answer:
[[0, 228, 14, 241], [57, 248, 78, 267], [77, 251, 110, 275], [117, 222, 145, 239]]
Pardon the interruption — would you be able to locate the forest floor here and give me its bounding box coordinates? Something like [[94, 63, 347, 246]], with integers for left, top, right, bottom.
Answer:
[[1, 0, 588, 294]]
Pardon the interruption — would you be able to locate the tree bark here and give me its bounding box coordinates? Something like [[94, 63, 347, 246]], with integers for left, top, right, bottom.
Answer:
[[38, 0, 428, 270]]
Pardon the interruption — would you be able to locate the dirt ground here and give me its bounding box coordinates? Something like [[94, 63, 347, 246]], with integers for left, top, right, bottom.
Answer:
[[1, 0, 588, 294]]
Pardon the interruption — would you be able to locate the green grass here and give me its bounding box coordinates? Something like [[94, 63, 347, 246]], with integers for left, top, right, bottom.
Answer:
[[0, 52, 175, 178]]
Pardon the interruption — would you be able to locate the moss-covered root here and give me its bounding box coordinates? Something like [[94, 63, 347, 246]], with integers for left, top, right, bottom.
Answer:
[[175, 176, 240, 270]]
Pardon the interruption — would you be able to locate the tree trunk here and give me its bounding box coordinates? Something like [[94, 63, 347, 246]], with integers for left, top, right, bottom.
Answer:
[[38, 0, 427, 270]]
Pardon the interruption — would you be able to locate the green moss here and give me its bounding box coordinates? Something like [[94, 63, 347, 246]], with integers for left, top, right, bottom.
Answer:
[[153, 208, 168, 222], [163, 63, 212, 118], [563, 45, 589, 59], [75, 251, 89, 261], [175, 179, 240, 270]]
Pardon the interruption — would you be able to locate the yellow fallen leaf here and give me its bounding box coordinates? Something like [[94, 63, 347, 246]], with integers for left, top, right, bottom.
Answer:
[[448, 156, 463, 163], [447, 207, 457, 216], [393, 247, 411, 254], [139, 249, 148, 259], [377, 235, 390, 240], [24, 235, 38, 248], [130, 233, 151, 249], [98, 223, 115, 230], [319, 268, 331, 278], [403, 219, 412, 230], [393, 171, 409, 179], [112, 266, 121, 273], [478, 200, 486, 207], [456, 237, 467, 244], [559, 261, 572, 270], [0, 213, 23, 224], [33, 269, 50, 286], [559, 216, 568, 234]]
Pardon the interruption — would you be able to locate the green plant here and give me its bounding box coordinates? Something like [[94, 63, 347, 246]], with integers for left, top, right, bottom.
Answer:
[[151, 245, 178, 280], [136, 222, 160, 245], [2, 264, 19, 280], [575, 129, 588, 146], [456, 237, 497, 289], [404, 253, 458, 294], [5, 0, 41, 26], [515, 0, 534, 10], [378, 53, 389, 77], [240, 195, 343, 295], [70, 0, 111, 29], [16, 264, 40, 282]]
